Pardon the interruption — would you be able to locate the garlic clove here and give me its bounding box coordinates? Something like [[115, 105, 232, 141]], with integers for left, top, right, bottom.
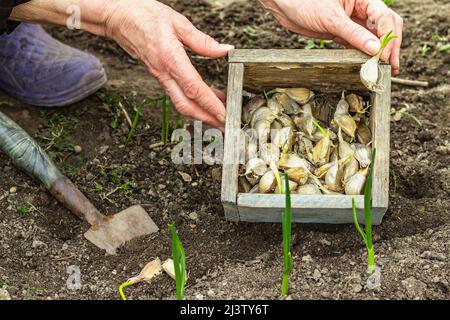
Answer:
[[272, 127, 296, 152], [258, 170, 276, 193], [274, 93, 301, 115], [276, 113, 295, 128], [267, 97, 284, 116], [356, 120, 372, 145], [343, 156, 360, 184], [312, 135, 332, 166], [346, 93, 365, 114], [324, 157, 344, 192], [335, 91, 350, 117], [297, 183, 322, 195], [244, 157, 267, 177], [243, 96, 266, 124], [334, 114, 357, 139], [360, 56, 380, 92], [277, 88, 315, 105], [259, 142, 280, 165], [128, 258, 162, 285], [250, 107, 276, 128], [286, 167, 309, 185], [344, 167, 369, 195], [352, 143, 372, 168], [338, 128, 354, 159], [278, 152, 314, 172]]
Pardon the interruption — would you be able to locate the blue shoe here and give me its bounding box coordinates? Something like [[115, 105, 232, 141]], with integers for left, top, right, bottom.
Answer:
[[0, 23, 107, 107]]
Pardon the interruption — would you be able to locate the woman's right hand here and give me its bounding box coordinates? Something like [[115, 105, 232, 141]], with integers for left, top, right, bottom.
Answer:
[[103, 0, 233, 129]]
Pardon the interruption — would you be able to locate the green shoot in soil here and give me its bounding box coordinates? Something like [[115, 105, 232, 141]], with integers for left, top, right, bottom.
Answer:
[[420, 44, 432, 57], [352, 148, 377, 274], [382, 0, 396, 6], [168, 223, 187, 300], [118, 281, 133, 300], [17, 203, 32, 216], [376, 30, 398, 58], [281, 173, 293, 298]]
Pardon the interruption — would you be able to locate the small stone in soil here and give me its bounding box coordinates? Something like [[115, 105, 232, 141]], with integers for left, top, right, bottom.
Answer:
[[0, 288, 11, 300], [73, 145, 83, 153], [9, 186, 17, 193]]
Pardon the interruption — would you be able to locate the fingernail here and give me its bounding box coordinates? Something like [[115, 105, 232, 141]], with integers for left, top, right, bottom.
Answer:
[[365, 39, 380, 55], [217, 114, 226, 123], [220, 44, 235, 51]]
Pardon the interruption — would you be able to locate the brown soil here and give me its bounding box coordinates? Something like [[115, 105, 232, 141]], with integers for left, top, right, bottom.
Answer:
[[0, 0, 449, 300]]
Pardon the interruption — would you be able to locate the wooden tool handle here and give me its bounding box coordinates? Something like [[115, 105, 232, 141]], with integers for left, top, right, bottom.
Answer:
[[49, 176, 106, 226]]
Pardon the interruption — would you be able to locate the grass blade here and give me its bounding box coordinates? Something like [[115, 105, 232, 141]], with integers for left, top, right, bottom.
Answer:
[[352, 197, 367, 243], [126, 105, 141, 143], [281, 173, 293, 297]]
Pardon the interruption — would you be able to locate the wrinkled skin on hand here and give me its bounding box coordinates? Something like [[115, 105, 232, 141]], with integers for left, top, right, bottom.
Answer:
[[258, 0, 403, 74], [104, 0, 233, 129]]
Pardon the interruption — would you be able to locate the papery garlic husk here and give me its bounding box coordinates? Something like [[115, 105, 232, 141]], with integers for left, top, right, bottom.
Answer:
[[258, 170, 276, 193], [243, 96, 266, 124], [296, 135, 314, 160], [267, 97, 284, 116], [271, 120, 283, 130], [321, 186, 344, 195], [292, 114, 315, 138], [259, 142, 280, 165], [335, 91, 350, 117], [312, 133, 332, 166], [272, 127, 295, 152], [279, 152, 314, 172], [356, 120, 372, 145], [246, 174, 259, 186], [254, 119, 271, 143], [297, 183, 322, 195], [346, 93, 365, 114], [338, 128, 354, 159], [343, 156, 360, 184], [244, 157, 267, 176], [274, 93, 301, 115], [275, 176, 298, 194], [352, 143, 372, 168], [360, 56, 381, 92], [249, 184, 259, 193], [240, 129, 258, 162], [250, 106, 276, 128], [277, 113, 295, 128], [128, 258, 162, 285], [311, 128, 337, 142], [334, 114, 357, 139], [325, 157, 344, 192], [286, 167, 309, 185], [345, 167, 369, 195], [276, 88, 315, 105], [238, 176, 252, 192], [315, 161, 334, 178]]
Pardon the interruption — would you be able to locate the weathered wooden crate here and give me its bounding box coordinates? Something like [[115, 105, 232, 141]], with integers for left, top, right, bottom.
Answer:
[[221, 49, 390, 225]]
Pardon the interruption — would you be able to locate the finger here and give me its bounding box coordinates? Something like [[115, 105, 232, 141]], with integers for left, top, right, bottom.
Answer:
[[331, 14, 381, 56], [161, 77, 224, 128], [272, 12, 335, 40], [211, 87, 226, 103], [167, 48, 226, 123], [175, 17, 234, 58]]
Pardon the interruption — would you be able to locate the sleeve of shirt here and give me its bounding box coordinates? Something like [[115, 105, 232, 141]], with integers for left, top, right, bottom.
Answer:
[[0, 0, 31, 35]]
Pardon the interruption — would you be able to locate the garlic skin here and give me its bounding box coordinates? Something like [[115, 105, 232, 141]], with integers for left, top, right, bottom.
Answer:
[[280, 88, 314, 105], [245, 158, 267, 177], [312, 133, 332, 166], [128, 258, 162, 285], [272, 127, 295, 152], [267, 97, 284, 116], [259, 142, 280, 165], [259, 170, 276, 193], [250, 106, 276, 128], [274, 93, 301, 115], [277, 113, 295, 128], [297, 183, 322, 195], [346, 93, 365, 114], [345, 167, 369, 195], [360, 56, 381, 92]]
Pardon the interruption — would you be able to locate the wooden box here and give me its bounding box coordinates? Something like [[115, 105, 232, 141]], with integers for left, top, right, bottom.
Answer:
[[221, 49, 390, 225]]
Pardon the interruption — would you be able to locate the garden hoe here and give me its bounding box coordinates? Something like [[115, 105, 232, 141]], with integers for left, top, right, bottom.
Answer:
[[0, 111, 158, 254]]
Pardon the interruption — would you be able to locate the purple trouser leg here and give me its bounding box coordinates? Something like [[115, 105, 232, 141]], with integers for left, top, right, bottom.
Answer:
[[0, 23, 107, 107]]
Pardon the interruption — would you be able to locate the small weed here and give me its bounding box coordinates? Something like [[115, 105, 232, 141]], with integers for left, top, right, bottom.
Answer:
[[17, 203, 32, 216], [0, 279, 13, 287], [420, 43, 432, 57], [95, 184, 105, 192], [65, 165, 78, 174]]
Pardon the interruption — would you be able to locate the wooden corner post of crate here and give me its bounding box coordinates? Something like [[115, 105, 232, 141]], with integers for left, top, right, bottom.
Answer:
[[221, 49, 390, 225], [221, 61, 244, 221]]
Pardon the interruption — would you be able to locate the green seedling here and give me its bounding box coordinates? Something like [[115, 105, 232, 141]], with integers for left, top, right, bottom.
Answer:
[[438, 44, 450, 52], [65, 165, 78, 174], [420, 44, 432, 57], [312, 119, 328, 138], [305, 39, 331, 50], [168, 223, 187, 300], [352, 148, 376, 274], [95, 184, 104, 192], [17, 203, 32, 216], [390, 108, 422, 127], [0, 279, 13, 287], [281, 173, 293, 298]]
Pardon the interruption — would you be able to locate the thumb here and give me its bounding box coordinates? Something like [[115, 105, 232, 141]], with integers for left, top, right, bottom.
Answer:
[[333, 16, 381, 56], [177, 21, 234, 58]]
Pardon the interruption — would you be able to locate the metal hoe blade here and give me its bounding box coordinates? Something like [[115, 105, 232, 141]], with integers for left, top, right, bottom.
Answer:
[[84, 205, 159, 255]]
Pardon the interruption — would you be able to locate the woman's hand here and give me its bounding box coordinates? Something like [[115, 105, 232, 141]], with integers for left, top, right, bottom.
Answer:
[[104, 0, 232, 128], [258, 0, 403, 74]]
